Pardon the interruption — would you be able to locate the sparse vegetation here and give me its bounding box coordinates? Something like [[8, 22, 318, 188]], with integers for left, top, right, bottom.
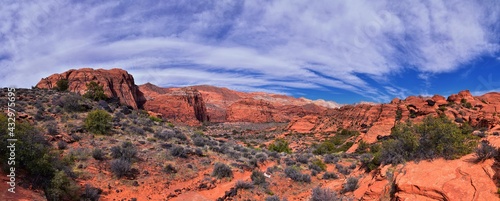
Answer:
[[284, 166, 311, 183], [311, 187, 341, 201], [251, 170, 267, 185], [268, 138, 292, 154], [342, 177, 359, 193], [475, 140, 497, 163], [235, 180, 254, 189], [110, 141, 137, 161], [212, 162, 233, 179], [92, 148, 105, 161], [110, 159, 131, 178]]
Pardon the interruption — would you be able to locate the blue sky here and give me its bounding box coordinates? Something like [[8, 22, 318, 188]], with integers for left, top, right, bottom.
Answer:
[[0, 0, 499, 104]]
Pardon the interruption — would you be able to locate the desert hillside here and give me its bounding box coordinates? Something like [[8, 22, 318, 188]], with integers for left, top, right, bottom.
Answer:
[[1, 68, 499, 200]]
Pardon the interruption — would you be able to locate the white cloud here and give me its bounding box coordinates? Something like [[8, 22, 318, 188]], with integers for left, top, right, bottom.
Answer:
[[0, 0, 498, 102]]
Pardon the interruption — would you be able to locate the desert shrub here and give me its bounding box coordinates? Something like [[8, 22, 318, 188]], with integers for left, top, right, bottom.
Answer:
[[356, 140, 369, 154], [81, 184, 102, 201], [195, 148, 204, 156], [47, 121, 59, 135], [284, 157, 297, 166], [149, 116, 162, 122], [163, 163, 178, 174], [348, 163, 356, 170], [380, 116, 477, 165], [46, 170, 80, 201], [227, 150, 241, 159], [56, 79, 69, 91], [155, 129, 187, 141], [268, 138, 292, 154], [342, 177, 359, 193], [67, 148, 90, 161], [129, 126, 145, 135], [284, 167, 311, 183], [235, 180, 254, 189], [310, 159, 326, 171], [251, 170, 267, 185], [110, 141, 137, 161], [324, 154, 339, 164], [311, 187, 341, 201], [475, 140, 497, 162], [52, 94, 87, 112], [83, 81, 107, 101], [212, 163, 233, 179], [297, 154, 310, 164], [336, 164, 350, 175], [170, 145, 188, 158], [110, 159, 131, 178], [265, 196, 281, 201], [256, 152, 268, 163], [57, 141, 68, 150], [85, 109, 112, 135], [322, 172, 338, 180], [193, 136, 207, 147], [92, 148, 105, 161]]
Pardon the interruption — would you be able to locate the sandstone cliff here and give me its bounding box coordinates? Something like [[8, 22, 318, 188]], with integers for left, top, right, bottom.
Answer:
[[138, 83, 209, 125], [36, 68, 140, 109]]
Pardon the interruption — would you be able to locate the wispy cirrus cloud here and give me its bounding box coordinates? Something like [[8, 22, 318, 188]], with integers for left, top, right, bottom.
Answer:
[[0, 0, 499, 102]]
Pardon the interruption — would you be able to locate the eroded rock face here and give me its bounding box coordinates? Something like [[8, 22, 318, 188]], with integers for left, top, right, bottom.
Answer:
[[138, 83, 209, 125], [288, 91, 500, 142], [36, 68, 140, 109], [191, 85, 331, 123]]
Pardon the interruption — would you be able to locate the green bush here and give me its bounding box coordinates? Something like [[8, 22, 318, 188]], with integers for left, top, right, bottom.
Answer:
[[83, 81, 107, 101], [55, 79, 69, 91], [149, 116, 162, 122], [356, 140, 369, 154], [85, 109, 112, 134], [380, 116, 477, 165], [0, 114, 56, 187], [268, 138, 292, 154], [310, 159, 326, 171], [46, 170, 80, 201]]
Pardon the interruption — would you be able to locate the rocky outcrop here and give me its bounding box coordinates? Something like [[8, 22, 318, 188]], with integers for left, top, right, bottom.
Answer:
[[36, 68, 140, 109], [288, 90, 500, 143], [192, 85, 331, 123], [138, 83, 208, 125], [393, 155, 497, 200], [354, 155, 498, 200]]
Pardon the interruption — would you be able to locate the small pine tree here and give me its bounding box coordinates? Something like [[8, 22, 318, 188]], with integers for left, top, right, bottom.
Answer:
[[84, 81, 107, 101], [55, 79, 69, 91]]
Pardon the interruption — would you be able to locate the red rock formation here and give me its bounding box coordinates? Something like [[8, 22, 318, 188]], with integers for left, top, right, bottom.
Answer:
[[138, 83, 208, 125], [288, 90, 500, 143], [191, 85, 330, 123], [355, 155, 498, 200], [36, 68, 140, 109]]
